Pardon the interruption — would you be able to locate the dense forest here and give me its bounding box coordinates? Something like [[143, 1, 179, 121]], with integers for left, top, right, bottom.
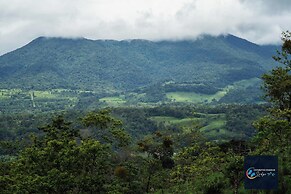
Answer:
[[0, 34, 276, 91], [0, 32, 290, 193]]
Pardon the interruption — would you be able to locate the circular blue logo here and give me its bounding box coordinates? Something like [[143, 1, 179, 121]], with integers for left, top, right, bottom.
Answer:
[[246, 167, 257, 179]]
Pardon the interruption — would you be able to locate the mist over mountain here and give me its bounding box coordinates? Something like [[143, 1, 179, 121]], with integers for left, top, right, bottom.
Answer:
[[0, 34, 277, 93]]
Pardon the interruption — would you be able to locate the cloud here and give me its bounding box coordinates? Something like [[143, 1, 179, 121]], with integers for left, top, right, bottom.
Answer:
[[0, 0, 291, 55], [240, 0, 291, 13]]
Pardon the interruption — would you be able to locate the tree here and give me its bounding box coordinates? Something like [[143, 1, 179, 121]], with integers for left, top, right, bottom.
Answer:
[[254, 31, 291, 193], [262, 31, 291, 116], [0, 115, 116, 193], [137, 131, 175, 193], [82, 109, 131, 148]]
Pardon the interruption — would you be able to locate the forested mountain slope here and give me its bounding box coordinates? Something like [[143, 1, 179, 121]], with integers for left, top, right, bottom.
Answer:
[[0, 34, 278, 92]]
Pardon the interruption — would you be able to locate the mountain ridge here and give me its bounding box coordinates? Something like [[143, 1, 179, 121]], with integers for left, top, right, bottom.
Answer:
[[0, 34, 278, 94]]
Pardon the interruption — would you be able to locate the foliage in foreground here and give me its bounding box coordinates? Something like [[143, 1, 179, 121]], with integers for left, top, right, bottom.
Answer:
[[0, 32, 291, 193]]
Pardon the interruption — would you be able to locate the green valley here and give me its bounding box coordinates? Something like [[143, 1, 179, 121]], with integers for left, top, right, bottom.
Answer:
[[0, 33, 290, 193]]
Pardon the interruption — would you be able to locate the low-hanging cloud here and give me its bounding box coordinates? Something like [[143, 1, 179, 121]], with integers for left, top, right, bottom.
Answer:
[[0, 0, 291, 55]]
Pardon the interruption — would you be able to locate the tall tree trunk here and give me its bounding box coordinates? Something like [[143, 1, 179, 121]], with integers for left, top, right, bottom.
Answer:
[[146, 172, 152, 193]]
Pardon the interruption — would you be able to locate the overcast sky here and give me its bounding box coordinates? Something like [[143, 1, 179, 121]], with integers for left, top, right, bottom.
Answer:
[[1, 0, 291, 55]]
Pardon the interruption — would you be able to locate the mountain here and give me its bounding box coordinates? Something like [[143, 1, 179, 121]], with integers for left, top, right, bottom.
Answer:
[[0, 34, 278, 93]]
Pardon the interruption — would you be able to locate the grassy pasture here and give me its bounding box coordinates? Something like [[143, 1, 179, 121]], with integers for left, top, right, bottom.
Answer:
[[166, 86, 232, 103], [150, 113, 241, 141], [150, 116, 201, 127], [99, 96, 126, 106]]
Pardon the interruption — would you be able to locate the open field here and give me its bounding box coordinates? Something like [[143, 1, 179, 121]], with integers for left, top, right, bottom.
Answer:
[[150, 113, 242, 141], [150, 116, 201, 127], [99, 96, 126, 106], [0, 89, 79, 100], [0, 88, 80, 113], [166, 86, 232, 103]]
